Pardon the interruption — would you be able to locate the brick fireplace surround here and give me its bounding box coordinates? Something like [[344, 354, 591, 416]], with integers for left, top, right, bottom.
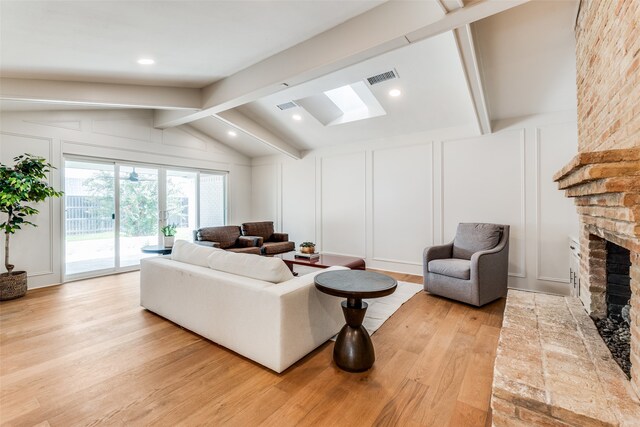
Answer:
[[491, 0, 640, 425]]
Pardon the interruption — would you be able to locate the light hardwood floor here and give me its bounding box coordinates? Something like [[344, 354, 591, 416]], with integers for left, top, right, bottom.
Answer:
[[0, 270, 505, 426]]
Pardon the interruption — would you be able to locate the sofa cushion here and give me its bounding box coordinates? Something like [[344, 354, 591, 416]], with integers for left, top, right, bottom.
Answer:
[[452, 223, 502, 260], [171, 240, 222, 267], [241, 221, 274, 241], [428, 258, 471, 280], [198, 226, 241, 249], [207, 250, 294, 284]]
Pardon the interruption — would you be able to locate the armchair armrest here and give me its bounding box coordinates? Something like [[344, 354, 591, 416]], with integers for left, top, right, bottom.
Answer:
[[238, 235, 263, 247], [423, 242, 453, 265], [194, 240, 221, 248], [470, 238, 509, 282], [270, 232, 289, 242]]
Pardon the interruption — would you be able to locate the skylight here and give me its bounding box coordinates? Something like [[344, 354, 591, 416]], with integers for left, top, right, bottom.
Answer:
[[324, 85, 368, 117], [293, 81, 387, 126]]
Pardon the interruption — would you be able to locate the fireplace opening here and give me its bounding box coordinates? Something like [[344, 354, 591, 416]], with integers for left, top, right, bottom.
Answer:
[[595, 240, 631, 378]]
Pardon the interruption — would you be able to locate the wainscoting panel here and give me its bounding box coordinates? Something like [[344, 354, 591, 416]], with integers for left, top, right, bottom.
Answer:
[[251, 164, 278, 223], [0, 132, 54, 277], [372, 144, 433, 265], [321, 152, 366, 257], [282, 157, 316, 246], [442, 130, 526, 278], [536, 125, 578, 282]]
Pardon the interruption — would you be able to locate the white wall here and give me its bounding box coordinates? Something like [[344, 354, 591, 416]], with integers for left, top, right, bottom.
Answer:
[[251, 111, 579, 295], [0, 109, 252, 288]]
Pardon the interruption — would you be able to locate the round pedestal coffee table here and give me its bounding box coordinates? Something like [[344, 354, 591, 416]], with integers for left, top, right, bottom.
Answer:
[[314, 270, 397, 372]]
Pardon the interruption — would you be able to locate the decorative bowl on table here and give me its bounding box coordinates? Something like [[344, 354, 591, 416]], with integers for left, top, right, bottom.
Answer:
[[299, 242, 316, 254]]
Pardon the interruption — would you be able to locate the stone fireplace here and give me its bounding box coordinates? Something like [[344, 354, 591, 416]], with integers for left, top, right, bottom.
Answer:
[[553, 148, 640, 396], [552, 0, 640, 399], [490, 1, 640, 424]]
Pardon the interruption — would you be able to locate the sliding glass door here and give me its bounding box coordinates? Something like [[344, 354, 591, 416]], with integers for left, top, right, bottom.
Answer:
[[119, 166, 159, 268], [166, 170, 197, 242], [64, 159, 227, 279], [64, 160, 116, 276]]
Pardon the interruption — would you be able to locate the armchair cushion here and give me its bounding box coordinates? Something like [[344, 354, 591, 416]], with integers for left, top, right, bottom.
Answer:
[[452, 223, 502, 260], [197, 225, 242, 249], [226, 247, 262, 255], [428, 259, 471, 280], [241, 221, 274, 241], [262, 241, 295, 255]]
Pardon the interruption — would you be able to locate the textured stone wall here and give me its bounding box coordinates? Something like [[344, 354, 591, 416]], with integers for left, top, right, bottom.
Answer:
[[575, 0, 640, 152], [570, 0, 640, 398]]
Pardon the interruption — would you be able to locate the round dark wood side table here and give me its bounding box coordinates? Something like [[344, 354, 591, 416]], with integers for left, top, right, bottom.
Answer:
[[141, 245, 173, 255], [314, 270, 397, 372]]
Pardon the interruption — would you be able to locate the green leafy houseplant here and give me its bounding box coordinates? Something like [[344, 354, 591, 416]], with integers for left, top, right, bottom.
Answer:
[[161, 223, 178, 248], [0, 154, 63, 300], [160, 224, 178, 237]]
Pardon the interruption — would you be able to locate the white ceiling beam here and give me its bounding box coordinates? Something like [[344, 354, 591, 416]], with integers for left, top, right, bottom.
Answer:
[[453, 25, 492, 134], [0, 78, 201, 110], [214, 110, 301, 160], [154, 0, 529, 129]]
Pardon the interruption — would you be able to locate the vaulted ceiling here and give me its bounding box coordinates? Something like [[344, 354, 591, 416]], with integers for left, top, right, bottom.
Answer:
[[0, 0, 579, 159]]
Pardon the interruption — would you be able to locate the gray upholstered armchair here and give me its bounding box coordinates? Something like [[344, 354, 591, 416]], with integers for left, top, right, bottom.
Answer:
[[423, 223, 510, 306]]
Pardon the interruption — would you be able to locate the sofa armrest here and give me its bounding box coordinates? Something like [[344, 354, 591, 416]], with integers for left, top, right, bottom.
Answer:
[[261, 265, 346, 372], [238, 235, 263, 247], [193, 240, 221, 248], [270, 232, 289, 242]]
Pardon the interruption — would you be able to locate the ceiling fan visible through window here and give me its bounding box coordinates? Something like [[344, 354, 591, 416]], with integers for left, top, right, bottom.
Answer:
[[121, 167, 153, 182]]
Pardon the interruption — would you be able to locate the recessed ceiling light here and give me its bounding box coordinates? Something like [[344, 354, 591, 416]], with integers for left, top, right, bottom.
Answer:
[[389, 89, 401, 97], [227, 130, 237, 137], [292, 114, 302, 121], [137, 58, 155, 65]]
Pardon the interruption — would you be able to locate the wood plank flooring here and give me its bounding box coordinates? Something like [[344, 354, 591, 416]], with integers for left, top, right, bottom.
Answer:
[[0, 270, 505, 426]]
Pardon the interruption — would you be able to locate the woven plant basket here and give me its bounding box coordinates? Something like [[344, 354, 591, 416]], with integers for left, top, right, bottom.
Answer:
[[0, 271, 27, 301]]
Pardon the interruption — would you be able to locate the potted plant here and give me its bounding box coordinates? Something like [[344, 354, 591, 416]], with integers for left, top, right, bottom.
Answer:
[[161, 223, 178, 248], [1, 154, 63, 300], [299, 241, 316, 254]]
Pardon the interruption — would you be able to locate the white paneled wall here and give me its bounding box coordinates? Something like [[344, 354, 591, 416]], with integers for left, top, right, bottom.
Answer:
[[251, 112, 579, 294], [0, 133, 59, 284], [0, 109, 252, 288], [372, 144, 433, 265], [536, 123, 580, 283], [321, 152, 366, 257], [442, 130, 525, 277], [281, 156, 316, 245]]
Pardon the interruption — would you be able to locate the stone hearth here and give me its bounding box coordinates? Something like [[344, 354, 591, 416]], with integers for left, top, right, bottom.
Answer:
[[492, 290, 640, 426]]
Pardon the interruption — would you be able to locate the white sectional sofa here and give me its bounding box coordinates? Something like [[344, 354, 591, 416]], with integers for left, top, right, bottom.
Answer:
[[140, 240, 345, 373]]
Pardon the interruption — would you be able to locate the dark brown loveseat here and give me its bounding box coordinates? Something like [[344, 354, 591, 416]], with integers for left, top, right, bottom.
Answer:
[[193, 226, 261, 254], [241, 221, 295, 255]]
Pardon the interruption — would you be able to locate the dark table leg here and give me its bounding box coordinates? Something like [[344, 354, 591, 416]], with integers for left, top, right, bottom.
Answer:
[[333, 297, 375, 372], [283, 261, 298, 276]]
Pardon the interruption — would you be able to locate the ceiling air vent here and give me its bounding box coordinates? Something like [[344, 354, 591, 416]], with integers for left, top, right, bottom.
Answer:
[[276, 101, 298, 110], [366, 70, 398, 86]]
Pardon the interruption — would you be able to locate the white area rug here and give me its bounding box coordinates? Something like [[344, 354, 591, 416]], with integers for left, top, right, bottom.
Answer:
[[357, 281, 423, 335], [292, 266, 423, 337]]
